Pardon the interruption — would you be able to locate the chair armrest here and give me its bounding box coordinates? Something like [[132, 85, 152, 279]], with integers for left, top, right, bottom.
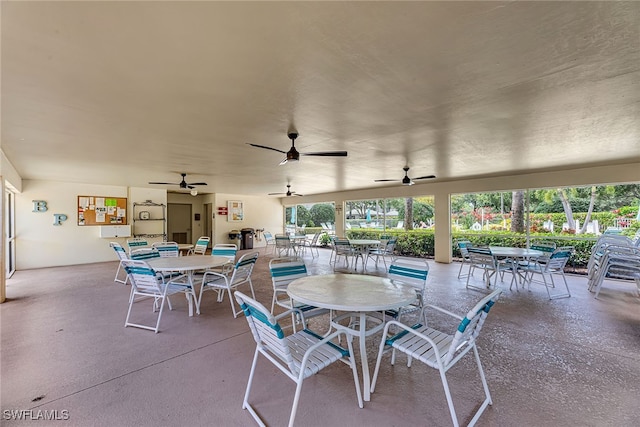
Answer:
[[423, 304, 463, 320], [299, 329, 352, 370], [381, 320, 445, 362], [202, 270, 227, 283], [274, 307, 307, 329]]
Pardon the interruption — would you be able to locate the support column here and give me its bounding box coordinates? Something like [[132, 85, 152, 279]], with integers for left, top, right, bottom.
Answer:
[[433, 191, 452, 264]]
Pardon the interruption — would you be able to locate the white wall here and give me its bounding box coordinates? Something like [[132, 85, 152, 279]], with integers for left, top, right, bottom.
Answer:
[[14, 182, 285, 270], [212, 193, 283, 247], [16, 180, 130, 269]]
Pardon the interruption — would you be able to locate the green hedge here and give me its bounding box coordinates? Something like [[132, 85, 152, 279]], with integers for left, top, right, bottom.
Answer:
[[346, 229, 597, 269]]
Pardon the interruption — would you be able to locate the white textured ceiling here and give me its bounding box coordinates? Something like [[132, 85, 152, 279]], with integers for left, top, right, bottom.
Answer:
[[2, 1, 639, 196]]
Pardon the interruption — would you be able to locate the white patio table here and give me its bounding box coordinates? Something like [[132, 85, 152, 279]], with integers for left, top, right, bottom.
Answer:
[[147, 255, 232, 316], [347, 239, 380, 271], [287, 273, 415, 401], [489, 246, 544, 286]]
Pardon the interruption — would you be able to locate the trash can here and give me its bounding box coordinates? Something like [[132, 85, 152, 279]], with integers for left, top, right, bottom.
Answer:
[[228, 230, 241, 246], [240, 228, 255, 250]]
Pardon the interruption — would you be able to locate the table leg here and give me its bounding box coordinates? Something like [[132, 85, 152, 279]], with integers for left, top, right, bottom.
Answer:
[[359, 312, 371, 402]]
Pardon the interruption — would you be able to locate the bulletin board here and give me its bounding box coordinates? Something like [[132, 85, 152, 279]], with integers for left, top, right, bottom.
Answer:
[[77, 196, 128, 226]]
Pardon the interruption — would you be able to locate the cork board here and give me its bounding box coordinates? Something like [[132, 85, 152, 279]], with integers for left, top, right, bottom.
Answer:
[[77, 196, 128, 226]]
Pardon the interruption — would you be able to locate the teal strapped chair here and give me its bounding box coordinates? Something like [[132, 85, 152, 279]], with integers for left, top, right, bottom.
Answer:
[[269, 257, 329, 331], [122, 259, 197, 333], [385, 257, 430, 324], [263, 231, 276, 254], [275, 235, 296, 257], [365, 237, 398, 270], [371, 289, 502, 427], [455, 240, 473, 279], [110, 242, 129, 284], [190, 236, 210, 255], [126, 237, 149, 254], [198, 251, 259, 317], [152, 241, 180, 258], [519, 246, 574, 299], [234, 291, 363, 427]]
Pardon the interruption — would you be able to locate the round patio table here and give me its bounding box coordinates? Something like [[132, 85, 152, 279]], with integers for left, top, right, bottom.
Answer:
[[148, 255, 232, 315], [287, 273, 415, 402]]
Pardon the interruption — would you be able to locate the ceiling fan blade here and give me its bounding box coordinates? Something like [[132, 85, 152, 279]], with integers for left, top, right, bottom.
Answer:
[[268, 192, 285, 195], [248, 143, 287, 154], [301, 151, 348, 157], [292, 193, 304, 196], [188, 182, 208, 186], [149, 181, 179, 185], [413, 175, 436, 180], [279, 158, 288, 165], [374, 179, 400, 182]]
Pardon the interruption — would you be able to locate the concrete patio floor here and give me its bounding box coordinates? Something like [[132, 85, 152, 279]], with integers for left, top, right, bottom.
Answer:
[[2, 246, 639, 426]]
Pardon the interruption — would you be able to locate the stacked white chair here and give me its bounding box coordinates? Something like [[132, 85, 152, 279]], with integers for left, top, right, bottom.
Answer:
[[234, 291, 362, 427], [586, 239, 640, 299], [371, 289, 502, 427]]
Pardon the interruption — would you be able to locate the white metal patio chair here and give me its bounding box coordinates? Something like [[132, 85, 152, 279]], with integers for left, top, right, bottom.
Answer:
[[299, 232, 321, 258], [122, 259, 197, 333], [126, 237, 149, 254], [371, 289, 502, 427], [275, 235, 296, 257], [455, 240, 473, 279], [198, 251, 259, 317], [263, 231, 276, 254], [385, 257, 430, 324], [366, 237, 397, 270], [234, 291, 363, 427], [152, 241, 180, 258], [519, 246, 574, 299], [269, 257, 330, 331], [110, 241, 129, 284], [190, 236, 210, 255]]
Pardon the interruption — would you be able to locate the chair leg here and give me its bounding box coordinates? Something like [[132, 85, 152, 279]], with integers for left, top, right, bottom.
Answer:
[[345, 337, 363, 408], [288, 377, 305, 427], [439, 369, 460, 427], [242, 348, 264, 426], [468, 346, 493, 427]]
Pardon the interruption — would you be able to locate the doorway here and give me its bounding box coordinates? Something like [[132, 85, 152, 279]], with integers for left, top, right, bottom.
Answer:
[[168, 203, 192, 244]]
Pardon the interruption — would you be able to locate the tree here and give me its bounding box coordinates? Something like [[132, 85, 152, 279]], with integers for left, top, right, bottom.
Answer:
[[511, 190, 525, 232], [404, 198, 414, 230], [579, 186, 597, 233], [309, 203, 335, 226], [557, 188, 576, 230]]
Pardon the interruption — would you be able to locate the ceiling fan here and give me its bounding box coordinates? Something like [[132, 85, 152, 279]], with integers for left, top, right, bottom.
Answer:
[[268, 184, 303, 197], [249, 132, 348, 165], [148, 173, 207, 189], [375, 166, 436, 186]]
